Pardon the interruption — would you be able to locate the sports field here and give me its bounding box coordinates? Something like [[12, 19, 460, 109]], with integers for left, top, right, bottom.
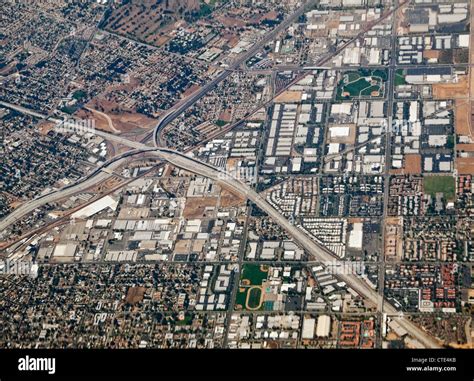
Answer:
[[337, 69, 386, 100], [234, 264, 269, 310], [423, 176, 455, 201]]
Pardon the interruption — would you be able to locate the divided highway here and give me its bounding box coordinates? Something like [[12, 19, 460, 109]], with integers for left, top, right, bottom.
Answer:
[[0, 0, 439, 348], [0, 121, 441, 348], [156, 151, 442, 350], [149, 0, 408, 147], [149, 0, 319, 146]]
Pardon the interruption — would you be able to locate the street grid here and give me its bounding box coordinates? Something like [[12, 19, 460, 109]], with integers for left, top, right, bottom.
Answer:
[[1, 0, 472, 349]]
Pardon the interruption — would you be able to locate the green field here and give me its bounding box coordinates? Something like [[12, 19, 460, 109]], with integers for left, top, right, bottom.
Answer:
[[235, 290, 247, 308], [347, 72, 360, 82], [446, 134, 455, 149], [241, 264, 268, 286], [234, 264, 269, 311], [395, 69, 406, 86], [369, 69, 388, 81], [175, 313, 194, 326], [72, 90, 87, 100], [247, 287, 262, 309], [337, 69, 385, 100], [215, 119, 228, 127], [360, 85, 382, 96], [423, 176, 455, 201], [345, 78, 373, 94]]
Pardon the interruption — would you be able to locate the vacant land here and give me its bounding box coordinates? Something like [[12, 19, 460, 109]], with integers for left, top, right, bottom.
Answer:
[[220, 187, 246, 208], [174, 240, 192, 254], [183, 197, 218, 218], [125, 287, 145, 305], [457, 144, 474, 152], [395, 1, 410, 35], [83, 98, 157, 132], [432, 75, 469, 99], [102, 0, 204, 47], [275, 91, 303, 103], [454, 99, 471, 136], [423, 50, 440, 60], [453, 48, 469, 64], [456, 158, 474, 175], [404, 154, 422, 175], [76, 107, 120, 133]]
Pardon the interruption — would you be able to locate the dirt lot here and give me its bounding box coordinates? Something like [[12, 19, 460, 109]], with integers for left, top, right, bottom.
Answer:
[[183, 197, 218, 218], [432, 75, 469, 99], [457, 144, 474, 152], [403, 154, 422, 175], [37, 120, 56, 135], [389, 168, 404, 175], [91, 177, 123, 194], [125, 287, 145, 305], [456, 158, 474, 175], [217, 15, 246, 28], [76, 108, 118, 133], [192, 239, 206, 252], [220, 187, 246, 208], [182, 84, 201, 98], [83, 98, 157, 132], [471, 67, 474, 98], [423, 50, 440, 60], [395, 2, 409, 35], [454, 99, 472, 136], [174, 239, 192, 254], [275, 91, 303, 103]]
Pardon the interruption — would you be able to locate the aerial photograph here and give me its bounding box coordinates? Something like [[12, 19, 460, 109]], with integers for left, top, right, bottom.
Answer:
[[0, 0, 473, 379]]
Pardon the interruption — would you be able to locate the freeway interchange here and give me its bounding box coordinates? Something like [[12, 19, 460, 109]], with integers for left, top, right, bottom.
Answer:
[[0, 115, 441, 349], [0, 0, 441, 348]]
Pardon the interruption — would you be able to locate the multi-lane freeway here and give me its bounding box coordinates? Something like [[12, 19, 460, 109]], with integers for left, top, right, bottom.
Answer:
[[0, 0, 440, 348], [152, 150, 442, 349], [0, 118, 441, 348], [0, 102, 162, 233]]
